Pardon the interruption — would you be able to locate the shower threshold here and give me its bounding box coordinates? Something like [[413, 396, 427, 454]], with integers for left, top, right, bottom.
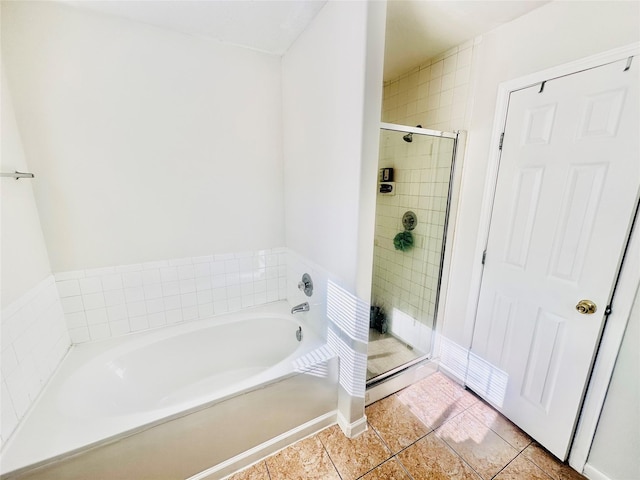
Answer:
[[365, 355, 437, 405]]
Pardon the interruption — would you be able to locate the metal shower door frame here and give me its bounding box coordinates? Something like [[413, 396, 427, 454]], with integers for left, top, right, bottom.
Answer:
[[367, 123, 462, 393]]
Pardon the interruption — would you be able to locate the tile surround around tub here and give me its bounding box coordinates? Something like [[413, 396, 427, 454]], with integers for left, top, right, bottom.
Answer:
[[0, 276, 71, 448], [55, 248, 287, 343]]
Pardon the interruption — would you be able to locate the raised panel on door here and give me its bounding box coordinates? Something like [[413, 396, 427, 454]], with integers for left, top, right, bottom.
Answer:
[[469, 57, 639, 460]]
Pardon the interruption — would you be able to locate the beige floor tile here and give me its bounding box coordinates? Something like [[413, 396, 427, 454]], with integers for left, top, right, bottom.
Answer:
[[522, 443, 587, 480], [360, 457, 412, 480], [494, 454, 553, 480], [265, 435, 340, 480], [226, 461, 270, 480], [397, 432, 482, 480], [317, 424, 391, 480], [418, 372, 478, 409], [396, 380, 468, 430], [436, 410, 519, 479], [467, 400, 532, 451], [366, 394, 431, 453]]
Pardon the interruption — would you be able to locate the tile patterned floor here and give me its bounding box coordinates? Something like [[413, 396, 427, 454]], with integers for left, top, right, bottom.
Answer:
[[227, 372, 587, 480]]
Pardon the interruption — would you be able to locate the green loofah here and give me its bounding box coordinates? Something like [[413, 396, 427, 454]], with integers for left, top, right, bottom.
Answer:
[[393, 231, 414, 251]]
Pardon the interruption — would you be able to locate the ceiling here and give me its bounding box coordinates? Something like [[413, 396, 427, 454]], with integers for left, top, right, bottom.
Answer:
[[62, 0, 548, 79], [62, 0, 328, 55]]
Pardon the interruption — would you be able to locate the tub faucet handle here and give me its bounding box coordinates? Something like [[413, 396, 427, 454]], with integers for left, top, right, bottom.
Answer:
[[297, 273, 313, 297]]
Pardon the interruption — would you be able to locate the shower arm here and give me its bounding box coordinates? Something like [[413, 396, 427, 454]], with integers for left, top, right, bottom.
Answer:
[[1, 171, 35, 180]]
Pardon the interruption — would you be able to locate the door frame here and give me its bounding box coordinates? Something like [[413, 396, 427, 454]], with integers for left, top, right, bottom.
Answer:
[[466, 42, 640, 472]]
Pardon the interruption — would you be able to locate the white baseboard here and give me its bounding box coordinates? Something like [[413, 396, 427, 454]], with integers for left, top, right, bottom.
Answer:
[[581, 463, 612, 480], [188, 411, 337, 480], [337, 412, 368, 438]]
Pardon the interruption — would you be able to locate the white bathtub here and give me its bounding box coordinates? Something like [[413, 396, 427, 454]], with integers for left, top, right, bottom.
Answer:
[[1, 301, 338, 479]]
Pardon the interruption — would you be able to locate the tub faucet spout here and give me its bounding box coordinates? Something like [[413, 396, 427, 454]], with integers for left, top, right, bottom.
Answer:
[[291, 302, 309, 314]]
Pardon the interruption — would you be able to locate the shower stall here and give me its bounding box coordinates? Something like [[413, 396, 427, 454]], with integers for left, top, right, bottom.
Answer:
[[367, 123, 460, 389]]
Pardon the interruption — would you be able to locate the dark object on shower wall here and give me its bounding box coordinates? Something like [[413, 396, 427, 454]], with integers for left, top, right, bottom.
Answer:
[[394, 210, 417, 251], [370, 305, 388, 334], [393, 231, 414, 251], [402, 211, 417, 231], [379, 183, 394, 194], [380, 168, 394, 182]]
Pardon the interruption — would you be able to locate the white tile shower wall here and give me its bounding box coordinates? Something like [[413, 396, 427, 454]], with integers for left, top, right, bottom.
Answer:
[[0, 276, 71, 447], [55, 248, 288, 343], [382, 41, 475, 132], [371, 135, 453, 352]]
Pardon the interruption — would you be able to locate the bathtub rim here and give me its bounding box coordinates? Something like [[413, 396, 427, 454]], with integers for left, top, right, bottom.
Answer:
[[0, 301, 331, 477]]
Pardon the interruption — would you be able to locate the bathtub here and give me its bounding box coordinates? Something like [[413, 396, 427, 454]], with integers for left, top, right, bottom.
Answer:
[[1, 301, 338, 479]]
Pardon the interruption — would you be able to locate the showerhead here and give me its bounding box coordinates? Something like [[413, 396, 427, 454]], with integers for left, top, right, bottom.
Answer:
[[402, 125, 422, 143]]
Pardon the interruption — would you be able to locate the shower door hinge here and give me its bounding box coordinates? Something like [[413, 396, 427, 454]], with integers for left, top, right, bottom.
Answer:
[[498, 132, 505, 151], [482, 250, 487, 265]]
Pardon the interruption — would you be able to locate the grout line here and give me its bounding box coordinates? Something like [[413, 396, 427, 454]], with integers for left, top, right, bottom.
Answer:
[[392, 454, 417, 480], [490, 451, 554, 480], [348, 425, 390, 479], [324, 444, 344, 480], [374, 374, 533, 480], [463, 399, 534, 453], [263, 460, 272, 480], [441, 438, 486, 480], [433, 419, 517, 480], [316, 435, 343, 480]]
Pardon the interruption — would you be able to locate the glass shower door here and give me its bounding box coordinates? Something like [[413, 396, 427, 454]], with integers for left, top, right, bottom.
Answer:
[[367, 124, 457, 383]]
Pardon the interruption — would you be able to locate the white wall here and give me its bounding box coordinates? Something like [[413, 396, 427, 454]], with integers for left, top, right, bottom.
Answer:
[[282, 1, 370, 292], [441, 0, 640, 350], [0, 68, 52, 307], [1, 1, 284, 273], [587, 286, 639, 479], [282, 0, 385, 429]]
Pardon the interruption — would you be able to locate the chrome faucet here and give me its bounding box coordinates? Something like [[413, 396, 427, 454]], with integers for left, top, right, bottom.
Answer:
[[291, 302, 309, 314]]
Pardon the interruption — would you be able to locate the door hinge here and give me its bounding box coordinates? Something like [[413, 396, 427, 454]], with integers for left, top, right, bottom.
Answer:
[[482, 250, 487, 265], [498, 132, 504, 151]]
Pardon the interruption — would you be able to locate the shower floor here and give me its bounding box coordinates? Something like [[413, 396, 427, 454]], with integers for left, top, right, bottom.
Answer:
[[366, 329, 422, 381]]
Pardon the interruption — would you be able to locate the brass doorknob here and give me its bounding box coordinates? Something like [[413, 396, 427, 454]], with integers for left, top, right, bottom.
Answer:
[[576, 299, 597, 315]]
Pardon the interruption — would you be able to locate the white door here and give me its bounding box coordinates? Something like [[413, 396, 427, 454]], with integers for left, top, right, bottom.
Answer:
[[468, 58, 639, 460]]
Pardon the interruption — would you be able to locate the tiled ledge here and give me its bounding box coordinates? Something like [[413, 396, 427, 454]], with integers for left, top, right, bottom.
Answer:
[[1, 276, 70, 447], [54, 248, 287, 343]]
